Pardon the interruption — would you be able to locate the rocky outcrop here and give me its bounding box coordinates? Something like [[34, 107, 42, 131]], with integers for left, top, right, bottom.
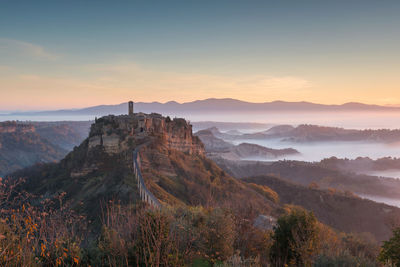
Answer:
[[254, 215, 277, 230], [71, 113, 204, 180], [230, 143, 298, 159], [70, 164, 98, 178], [163, 118, 204, 155], [102, 134, 120, 154], [0, 121, 35, 134], [11, 111, 279, 222], [195, 128, 299, 161], [87, 113, 204, 156], [88, 135, 101, 148], [0, 122, 66, 176], [194, 129, 233, 152]]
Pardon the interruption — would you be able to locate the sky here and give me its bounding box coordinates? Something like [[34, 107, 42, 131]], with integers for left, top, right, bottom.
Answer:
[[1, 0, 400, 110]]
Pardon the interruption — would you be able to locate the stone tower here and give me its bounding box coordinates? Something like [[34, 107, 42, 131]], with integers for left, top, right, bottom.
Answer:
[[128, 101, 134, 116]]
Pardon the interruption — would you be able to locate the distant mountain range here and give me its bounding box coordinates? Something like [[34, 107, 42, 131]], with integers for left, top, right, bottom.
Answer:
[[4, 98, 400, 118]]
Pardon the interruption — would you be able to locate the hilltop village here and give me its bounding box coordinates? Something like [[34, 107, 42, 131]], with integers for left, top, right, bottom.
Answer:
[[2, 102, 400, 266], [87, 102, 204, 156]]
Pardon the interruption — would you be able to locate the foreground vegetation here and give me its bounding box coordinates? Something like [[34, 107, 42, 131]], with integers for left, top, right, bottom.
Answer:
[[1, 179, 395, 266]]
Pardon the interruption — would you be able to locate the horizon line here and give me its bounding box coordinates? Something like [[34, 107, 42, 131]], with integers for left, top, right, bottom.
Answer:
[[2, 98, 400, 113]]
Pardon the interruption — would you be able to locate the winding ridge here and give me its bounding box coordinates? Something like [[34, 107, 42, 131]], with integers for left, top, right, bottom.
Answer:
[[133, 146, 161, 208]]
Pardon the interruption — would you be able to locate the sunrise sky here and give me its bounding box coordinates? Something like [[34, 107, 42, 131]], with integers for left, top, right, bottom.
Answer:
[[1, 0, 400, 110]]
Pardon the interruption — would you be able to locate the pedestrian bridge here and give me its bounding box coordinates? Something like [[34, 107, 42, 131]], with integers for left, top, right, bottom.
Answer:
[[133, 146, 161, 208]]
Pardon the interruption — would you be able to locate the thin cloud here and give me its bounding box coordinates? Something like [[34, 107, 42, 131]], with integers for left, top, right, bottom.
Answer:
[[0, 62, 314, 109], [82, 62, 312, 94], [0, 38, 60, 60]]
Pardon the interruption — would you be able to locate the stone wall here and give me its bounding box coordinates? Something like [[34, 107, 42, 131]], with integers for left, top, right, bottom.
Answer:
[[133, 147, 161, 208]]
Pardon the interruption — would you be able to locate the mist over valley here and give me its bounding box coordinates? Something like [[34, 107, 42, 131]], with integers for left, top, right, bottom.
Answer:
[[4, 1, 400, 264]]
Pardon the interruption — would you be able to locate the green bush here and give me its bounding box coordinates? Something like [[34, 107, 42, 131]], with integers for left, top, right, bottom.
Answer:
[[379, 227, 400, 266], [270, 207, 320, 267]]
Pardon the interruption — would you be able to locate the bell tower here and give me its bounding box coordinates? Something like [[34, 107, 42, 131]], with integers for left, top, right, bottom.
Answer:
[[128, 101, 134, 116]]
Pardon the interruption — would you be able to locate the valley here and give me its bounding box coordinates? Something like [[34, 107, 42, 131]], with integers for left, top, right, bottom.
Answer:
[[0, 121, 91, 176], [4, 2, 400, 264], [3, 108, 400, 265]]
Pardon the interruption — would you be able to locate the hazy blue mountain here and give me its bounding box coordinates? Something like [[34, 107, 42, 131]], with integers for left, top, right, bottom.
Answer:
[[4, 98, 400, 118]]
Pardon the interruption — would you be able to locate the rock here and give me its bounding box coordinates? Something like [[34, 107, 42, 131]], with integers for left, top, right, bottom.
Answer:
[[87, 113, 204, 156], [102, 134, 120, 154], [88, 135, 101, 148], [254, 215, 277, 230]]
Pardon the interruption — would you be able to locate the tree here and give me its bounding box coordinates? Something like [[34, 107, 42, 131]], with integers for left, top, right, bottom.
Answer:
[[379, 227, 400, 266], [270, 207, 320, 267]]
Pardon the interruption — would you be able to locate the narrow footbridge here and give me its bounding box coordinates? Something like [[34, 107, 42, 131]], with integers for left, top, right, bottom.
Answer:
[[133, 146, 161, 208]]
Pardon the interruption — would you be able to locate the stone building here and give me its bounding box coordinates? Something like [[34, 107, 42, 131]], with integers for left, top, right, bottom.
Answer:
[[128, 101, 134, 116], [87, 111, 204, 156]]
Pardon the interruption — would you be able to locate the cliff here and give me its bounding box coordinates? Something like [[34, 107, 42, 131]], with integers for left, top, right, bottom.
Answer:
[[9, 112, 397, 243], [195, 128, 299, 160], [12, 113, 279, 221], [0, 121, 35, 134], [0, 122, 66, 176], [0, 121, 92, 176], [87, 113, 204, 156]]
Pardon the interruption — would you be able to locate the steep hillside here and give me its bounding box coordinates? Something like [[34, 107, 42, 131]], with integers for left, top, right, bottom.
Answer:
[[238, 124, 400, 143], [11, 114, 279, 220], [215, 158, 400, 199], [32, 121, 91, 150], [0, 121, 67, 176], [9, 112, 400, 247], [195, 128, 298, 160], [194, 129, 234, 152], [243, 175, 400, 241], [139, 141, 278, 212], [320, 156, 400, 174], [230, 143, 298, 159]]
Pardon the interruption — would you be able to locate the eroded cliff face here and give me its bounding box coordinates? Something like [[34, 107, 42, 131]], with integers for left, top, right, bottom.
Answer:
[[70, 113, 203, 179], [0, 122, 65, 176], [11, 112, 278, 223], [163, 118, 204, 155], [0, 121, 35, 134], [87, 113, 204, 156]]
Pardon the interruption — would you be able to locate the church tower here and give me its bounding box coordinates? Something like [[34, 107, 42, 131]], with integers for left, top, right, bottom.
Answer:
[[128, 101, 134, 116]]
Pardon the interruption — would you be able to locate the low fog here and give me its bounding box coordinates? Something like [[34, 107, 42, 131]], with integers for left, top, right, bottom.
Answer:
[[232, 138, 400, 164], [3, 110, 400, 130], [187, 111, 400, 130]]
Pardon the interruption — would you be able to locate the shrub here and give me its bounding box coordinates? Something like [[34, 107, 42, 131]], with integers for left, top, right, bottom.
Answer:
[[270, 207, 320, 267], [379, 227, 400, 266], [0, 179, 85, 266], [314, 253, 377, 267], [247, 183, 279, 203], [171, 206, 236, 264], [96, 203, 183, 267]]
